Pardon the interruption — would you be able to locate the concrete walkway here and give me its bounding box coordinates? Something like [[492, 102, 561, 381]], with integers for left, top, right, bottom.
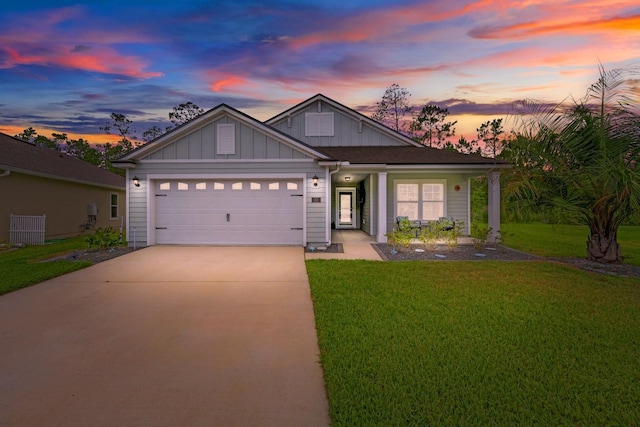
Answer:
[[305, 229, 383, 261], [0, 246, 329, 427]]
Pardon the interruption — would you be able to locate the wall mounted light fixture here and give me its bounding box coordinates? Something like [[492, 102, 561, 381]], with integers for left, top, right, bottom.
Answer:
[[344, 176, 351, 182], [133, 176, 140, 187], [312, 175, 319, 187]]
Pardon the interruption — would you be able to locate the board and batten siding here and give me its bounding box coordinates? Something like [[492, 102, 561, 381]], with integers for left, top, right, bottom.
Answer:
[[271, 101, 406, 147], [386, 173, 471, 235], [143, 115, 312, 161], [127, 161, 326, 246]]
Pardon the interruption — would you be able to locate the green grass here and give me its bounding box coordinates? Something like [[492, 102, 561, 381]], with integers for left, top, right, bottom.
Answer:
[[307, 260, 640, 426], [501, 223, 640, 265], [0, 237, 92, 295]]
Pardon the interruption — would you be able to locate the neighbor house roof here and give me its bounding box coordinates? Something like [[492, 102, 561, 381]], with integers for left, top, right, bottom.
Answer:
[[0, 132, 125, 189], [316, 146, 509, 166]]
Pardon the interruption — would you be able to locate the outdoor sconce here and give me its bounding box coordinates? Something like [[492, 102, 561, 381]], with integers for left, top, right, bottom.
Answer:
[[133, 176, 140, 187], [344, 176, 351, 182], [312, 175, 319, 187]]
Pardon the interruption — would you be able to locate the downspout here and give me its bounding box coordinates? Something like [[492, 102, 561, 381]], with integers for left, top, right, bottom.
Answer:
[[0, 170, 10, 178]]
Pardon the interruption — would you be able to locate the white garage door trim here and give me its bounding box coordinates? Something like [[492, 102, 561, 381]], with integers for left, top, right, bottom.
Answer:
[[146, 173, 307, 245]]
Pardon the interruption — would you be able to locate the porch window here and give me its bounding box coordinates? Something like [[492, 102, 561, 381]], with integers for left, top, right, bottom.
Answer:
[[395, 180, 445, 221]]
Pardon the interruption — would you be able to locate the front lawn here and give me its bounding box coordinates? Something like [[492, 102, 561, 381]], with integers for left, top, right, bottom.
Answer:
[[307, 260, 640, 426], [501, 223, 640, 265], [0, 237, 91, 295]]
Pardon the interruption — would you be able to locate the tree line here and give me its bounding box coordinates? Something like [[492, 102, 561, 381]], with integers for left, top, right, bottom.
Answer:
[[15, 102, 205, 175], [371, 83, 505, 157]]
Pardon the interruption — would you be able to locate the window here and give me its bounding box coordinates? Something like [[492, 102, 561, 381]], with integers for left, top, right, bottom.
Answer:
[[159, 182, 170, 190], [110, 193, 119, 219], [250, 182, 261, 190], [213, 182, 225, 190], [287, 182, 298, 190], [268, 182, 280, 190], [232, 182, 243, 190], [305, 113, 334, 136], [196, 182, 207, 190], [395, 181, 445, 221], [178, 182, 189, 190]]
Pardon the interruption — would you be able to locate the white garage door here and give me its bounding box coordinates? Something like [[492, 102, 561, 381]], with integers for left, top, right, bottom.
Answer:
[[154, 179, 304, 245]]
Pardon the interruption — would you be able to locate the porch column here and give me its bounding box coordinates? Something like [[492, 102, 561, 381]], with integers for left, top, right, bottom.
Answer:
[[487, 171, 501, 243], [377, 172, 387, 243]]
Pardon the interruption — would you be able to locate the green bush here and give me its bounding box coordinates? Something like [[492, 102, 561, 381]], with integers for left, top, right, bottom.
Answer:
[[386, 218, 416, 250], [85, 226, 121, 250], [471, 223, 491, 250]]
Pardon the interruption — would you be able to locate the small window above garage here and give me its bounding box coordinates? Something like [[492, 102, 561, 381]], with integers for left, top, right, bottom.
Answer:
[[305, 113, 334, 137]]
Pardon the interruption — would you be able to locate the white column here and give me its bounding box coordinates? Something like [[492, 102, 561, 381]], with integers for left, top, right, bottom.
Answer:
[[487, 171, 501, 243], [377, 172, 388, 243]]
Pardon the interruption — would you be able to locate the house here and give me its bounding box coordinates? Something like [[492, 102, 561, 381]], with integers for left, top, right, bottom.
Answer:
[[0, 132, 126, 242], [113, 94, 508, 247]]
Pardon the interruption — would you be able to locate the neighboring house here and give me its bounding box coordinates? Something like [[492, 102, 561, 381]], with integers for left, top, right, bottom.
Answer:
[[0, 132, 126, 242], [113, 94, 508, 247]]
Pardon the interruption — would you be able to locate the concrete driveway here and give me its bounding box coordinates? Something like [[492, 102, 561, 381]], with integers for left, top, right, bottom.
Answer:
[[0, 246, 329, 426]]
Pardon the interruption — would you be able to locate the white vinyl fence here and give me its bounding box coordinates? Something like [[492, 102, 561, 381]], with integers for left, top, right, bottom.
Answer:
[[9, 214, 46, 245]]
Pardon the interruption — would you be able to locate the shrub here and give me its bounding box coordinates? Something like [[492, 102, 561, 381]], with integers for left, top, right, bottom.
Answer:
[[471, 223, 491, 251], [386, 218, 416, 250], [86, 226, 121, 251]]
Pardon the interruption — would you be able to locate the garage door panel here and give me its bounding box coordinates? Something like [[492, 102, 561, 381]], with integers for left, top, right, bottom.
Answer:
[[155, 179, 304, 245]]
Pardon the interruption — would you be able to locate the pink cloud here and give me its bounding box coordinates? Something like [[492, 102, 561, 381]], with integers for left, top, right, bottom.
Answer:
[[0, 6, 161, 79], [289, 0, 495, 49], [0, 45, 162, 79]]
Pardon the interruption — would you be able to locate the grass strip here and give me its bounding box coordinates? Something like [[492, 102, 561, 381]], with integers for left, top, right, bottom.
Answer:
[[0, 237, 91, 295], [501, 223, 640, 265], [307, 259, 640, 426]]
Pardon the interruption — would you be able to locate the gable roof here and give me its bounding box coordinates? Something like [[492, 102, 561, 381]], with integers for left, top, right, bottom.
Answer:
[[0, 132, 125, 189], [115, 103, 330, 163], [317, 146, 509, 166], [265, 94, 423, 148]]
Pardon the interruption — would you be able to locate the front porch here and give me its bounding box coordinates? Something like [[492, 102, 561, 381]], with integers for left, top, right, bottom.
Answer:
[[327, 170, 502, 244]]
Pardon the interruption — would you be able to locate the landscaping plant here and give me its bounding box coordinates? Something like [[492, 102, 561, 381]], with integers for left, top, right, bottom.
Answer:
[[85, 226, 121, 250]]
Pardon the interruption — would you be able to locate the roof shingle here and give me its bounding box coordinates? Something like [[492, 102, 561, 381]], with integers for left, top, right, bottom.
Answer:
[[0, 132, 125, 189], [316, 146, 508, 165]]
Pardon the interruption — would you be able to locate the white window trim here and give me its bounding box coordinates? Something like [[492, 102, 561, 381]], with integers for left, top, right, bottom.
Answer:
[[394, 179, 447, 221], [110, 192, 119, 220]]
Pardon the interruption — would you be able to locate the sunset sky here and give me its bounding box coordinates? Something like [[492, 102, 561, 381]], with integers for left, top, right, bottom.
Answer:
[[1, 0, 639, 144]]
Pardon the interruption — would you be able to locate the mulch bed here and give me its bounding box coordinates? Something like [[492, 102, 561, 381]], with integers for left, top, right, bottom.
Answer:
[[373, 243, 640, 277], [42, 247, 139, 264]]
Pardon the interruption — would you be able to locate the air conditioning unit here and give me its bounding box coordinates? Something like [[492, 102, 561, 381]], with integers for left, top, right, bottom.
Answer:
[[87, 203, 98, 216]]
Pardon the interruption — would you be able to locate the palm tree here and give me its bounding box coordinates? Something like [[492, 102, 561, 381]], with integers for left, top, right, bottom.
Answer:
[[504, 65, 640, 264]]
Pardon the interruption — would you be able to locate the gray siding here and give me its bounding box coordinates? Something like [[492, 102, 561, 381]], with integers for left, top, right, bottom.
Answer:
[[386, 173, 470, 235], [143, 114, 311, 161], [127, 161, 326, 247], [271, 101, 406, 147]]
